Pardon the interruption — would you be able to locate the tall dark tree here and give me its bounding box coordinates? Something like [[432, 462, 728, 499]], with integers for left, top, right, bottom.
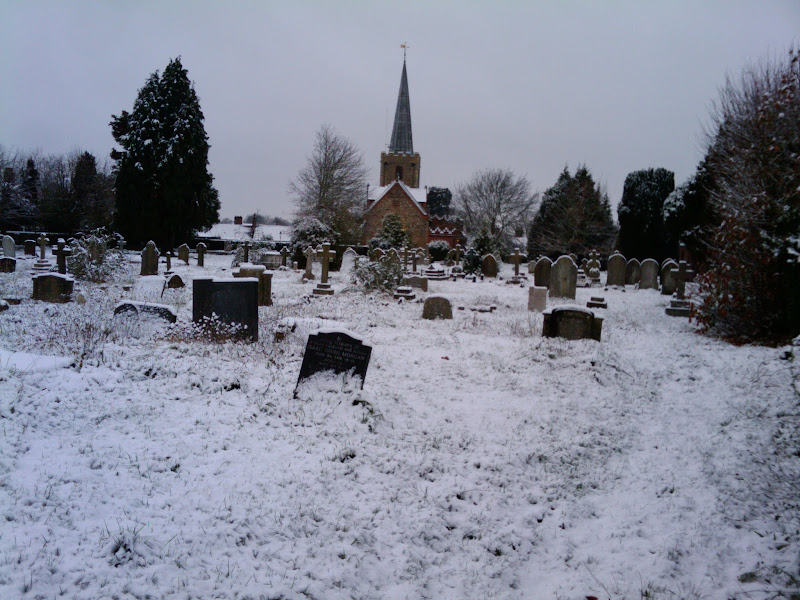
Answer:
[[426, 186, 452, 218], [70, 151, 98, 232], [663, 157, 717, 266], [21, 158, 39, 207], [111, 57, 220, 248], [528, 165, 616, 258], [617, 168, 674, 262]]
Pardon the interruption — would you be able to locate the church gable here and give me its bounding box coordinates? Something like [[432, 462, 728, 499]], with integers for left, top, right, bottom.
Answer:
[[362, 181, 428, 247]]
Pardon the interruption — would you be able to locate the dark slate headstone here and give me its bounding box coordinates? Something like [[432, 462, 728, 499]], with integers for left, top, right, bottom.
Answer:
[[542, 306, 603, 341], [193, 277, 259, 341], [32, 273, 74, 303], [24, 239, 36, 256], [296, 330, 372, 390], [0, 257, 16, 273]]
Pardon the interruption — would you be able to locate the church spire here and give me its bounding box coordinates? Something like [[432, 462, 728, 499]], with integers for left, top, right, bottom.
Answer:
[[389, 56, 413, 154]]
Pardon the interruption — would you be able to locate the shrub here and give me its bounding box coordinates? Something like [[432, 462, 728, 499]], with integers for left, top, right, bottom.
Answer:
[[67, 229, 129, 283], [352, 257, 404, 293], [427, 240, 450, 261], [231, 238, 275, 267]]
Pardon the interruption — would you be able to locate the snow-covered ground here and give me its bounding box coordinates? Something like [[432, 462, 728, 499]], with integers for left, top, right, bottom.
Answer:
[[0, 253, 797, 599]]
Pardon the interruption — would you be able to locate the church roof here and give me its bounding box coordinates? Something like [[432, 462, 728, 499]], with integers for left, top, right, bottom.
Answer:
[[388, 60, 414, 154], [367, 180, 427, 215]]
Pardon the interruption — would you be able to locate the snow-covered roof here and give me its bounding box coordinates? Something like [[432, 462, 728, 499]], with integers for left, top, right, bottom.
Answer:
[[197, 224, 290, 241], [367, 180, 427, 215]]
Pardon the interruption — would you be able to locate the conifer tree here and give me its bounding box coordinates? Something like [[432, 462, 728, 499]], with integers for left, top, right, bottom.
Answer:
[[617, 168, 674, 261], [111, 57, 220, 248], [427, 187, 452, 218]]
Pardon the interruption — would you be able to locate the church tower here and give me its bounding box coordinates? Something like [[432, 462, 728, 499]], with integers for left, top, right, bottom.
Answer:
[[380, 57, 421, 188]]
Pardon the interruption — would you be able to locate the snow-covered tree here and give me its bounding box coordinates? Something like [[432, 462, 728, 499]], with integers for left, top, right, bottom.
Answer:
[[111, 57, 220, 248], [426, 186, 452, 218], [617, 168, 674, 262]]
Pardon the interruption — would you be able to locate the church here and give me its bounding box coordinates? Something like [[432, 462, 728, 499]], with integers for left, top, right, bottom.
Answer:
[[361, 57, 464, 248]]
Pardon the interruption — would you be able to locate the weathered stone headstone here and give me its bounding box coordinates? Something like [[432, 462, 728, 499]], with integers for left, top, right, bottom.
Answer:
[[625, 258, 641, 285], [167, 273, 185, 288], [533, 256, 552, 288], [196, 242, 207, 267], [235, 264, 273, 306], [639, 259, 659, 290], [303, 246, 316, 280], [114, 301, 177, 323], [481, 254, 498, 278], [193, 277, 259, 341], [0, 257, 16, 273], [340, 247, 358, 278], [165, 251, 173, 273], [24, 239, 36, 256], [660, 259, 678, 295], [178, 243, 190, 264], [32, 273, 74, 303], [140, 241, 160, 276], [37, 234, 48, 260], [385, 248, 401, 265], [422, 295, 453, 320], [295, 330, 372, 392], [528, 285, 547, 312], [549, 255, 578, 299], [2, 235, 14, 257], [542, 306, 603, 341], [405, 275, 429, 292], [606, 252, 626, 286], [370, 247, 385, 262], [53, 240, 72, 275]]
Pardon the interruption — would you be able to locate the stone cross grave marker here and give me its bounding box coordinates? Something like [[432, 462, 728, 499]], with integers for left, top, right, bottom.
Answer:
[[401, 245, 410, 272], [303, 246, 316, 280], [37, 234, 48, 260], [280, 246, 290, 267], [53, 240, 72, 275], [317, 243, 336, 284], [454, 244, 463, 263], [411, 250, 418, 272], [196, 242, 207, 267], [140, 241, 159, 276], [295, 330, 372, 394], [511, 247, 523, 277], [671, 260, 695, 300]]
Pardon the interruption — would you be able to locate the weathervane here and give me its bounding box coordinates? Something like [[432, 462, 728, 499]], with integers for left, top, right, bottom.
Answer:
[[401, 42, 409, 61]]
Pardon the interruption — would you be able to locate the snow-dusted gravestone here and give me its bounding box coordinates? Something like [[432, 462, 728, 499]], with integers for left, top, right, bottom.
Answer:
[[296, 329, 372, 392], [32, 273, 74, 303], [2, 235, 15, 257], [340, 247, 358, 278], [528, 286, 547, 312], [481, 254, 498, 278], [193, 277, 259, 341], [533, 256, 552, 288], [549, 255, 577, 299], [639, 259, 659, 290], [0, 257, 16, 273], [141, 241, 160, 276], [178, 243, 190, 264], [625, 258, 641, 285], [422, 295, 453, 320], [606, 252, 626, 286], [114, 301, 177, 323], [196, 242, 207, 267], [660, 259, 678, 295], [542, 306, 603, 341]]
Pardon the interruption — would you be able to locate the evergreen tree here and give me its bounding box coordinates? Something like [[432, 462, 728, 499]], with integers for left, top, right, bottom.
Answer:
[[376, 213, 409, 248], [617, 168, 674, 262], [21, 158, 39, 206], [663, 157, 717, 266], [426, 186, 452, 218], [111, 57, 220, 248], [528, 165, 616, 258], [71, 151, 98, 232]]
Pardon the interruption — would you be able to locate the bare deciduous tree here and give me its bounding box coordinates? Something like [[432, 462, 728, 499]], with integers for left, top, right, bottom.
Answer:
[[290, 125, 368, 245], [453, 168, 537, 251]]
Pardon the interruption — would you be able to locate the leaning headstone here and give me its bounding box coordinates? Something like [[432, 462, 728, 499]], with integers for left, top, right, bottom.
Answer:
[[114, 301, 177, 323], [660, 259, 678, 295], [625, 258, 641, 285], [196, 242, 207, 267], [2, 235, 15, 257], [140, 241, 160, 276], [549, 255, 578, 299], [528, 285, 547, 312], [422, 295, 453, 319], [295, 329, 373, 392], [405, 275, 429, 292], [178, 243, 190, 264], [32, 273, 74, 303], [639, 259, 659, 290], [0, 257, 16, 273], [481, 254, 498, 278], [193, 277, 259, 341], [533, 256, 552, 288], [606, 253, 626, 286], [542, 306, 603, 341]]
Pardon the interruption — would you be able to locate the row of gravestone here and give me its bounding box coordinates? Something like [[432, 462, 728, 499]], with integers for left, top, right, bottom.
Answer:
[[140, 241, 209, 275]]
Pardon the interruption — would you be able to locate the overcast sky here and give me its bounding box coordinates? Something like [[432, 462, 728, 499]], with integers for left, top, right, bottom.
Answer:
[[1, 1, 798, 220]]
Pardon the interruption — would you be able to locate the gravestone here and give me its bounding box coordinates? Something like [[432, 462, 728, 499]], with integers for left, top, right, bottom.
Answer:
[[394, 286, 415, 301], [625, 258, 641, 285], [542, 306, 603, 341], [32, 273, 74, 303], [196, 242, 207, 267], [165, 251, 173, 273], [660, 259, 678, 295], [370, 248, 385, 262], [639, 259, 659, 290], [533, 256, 552, 288], [405, 275, 428, 292], [528, 286, 547, 312], [280, 246, 291, 267], [481, 254, 498, 278], [665, 261, 696, 317], [549, 255, 577, 299], [586, 296, 608, 309], [303, 246, 316, 280], [178, 243, 190, 264], [340, 247, 358, 278], [242, 241, 250, 263], [313, 243, 336, 295], [586, 250, 601, 284], [580, 257, 589, 274], [385, 248, 401, 265], [167, 273, 185, 289], [37, 234, 48, 259], [24, 239, 36, 256], [193, 277, 259, 341], [2, 235, 14, 257], [140, 241, 160, 276], [114, 301, 177, 323], [296, 330, 372, 392], [0, 257, 16, 273], [235, 264, 273, 306], [53, 240, 72, 275], [422, 295, 453, 319], [606, 252, 626, 286], [510, 248, 524, 279]]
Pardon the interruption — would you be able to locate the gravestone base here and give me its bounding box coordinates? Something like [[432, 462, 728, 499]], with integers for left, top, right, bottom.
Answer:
[[423, 267, 447, 280], [586, 296, 608, 309], [405, 275, 429, 292], [542, 306, 603, 341], [0, 257, 16, 273], [394, 286, 415, 301], [312, 283, 334, 296], [665, 299, 692, 317], [32, 259, 54, 273], [32, 273, 74, 303]]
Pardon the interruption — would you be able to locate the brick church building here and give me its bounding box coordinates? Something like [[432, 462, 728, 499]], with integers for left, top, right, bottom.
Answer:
[[362, 57, 464, 248]]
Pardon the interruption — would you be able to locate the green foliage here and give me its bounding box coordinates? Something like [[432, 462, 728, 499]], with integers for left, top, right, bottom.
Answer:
[[427, 240, 450, 261], [473, 227, 494, 258], [67, 229, 129, 283], [111, 57, 220, 249], [528, 165, 616, 259], [231, 238, 276, 267], [352, 256, 404, 293], [462, 249, 481, 274], [375, 213, 408, 248], [617, 168, 674, 262], [427, 186, 452, 218]]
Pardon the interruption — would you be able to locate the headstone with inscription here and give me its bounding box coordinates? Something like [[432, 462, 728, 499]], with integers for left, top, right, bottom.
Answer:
[[296, 329, 372, 391], [533, 256, 552, 288], [542, 306, 603, 341], [625, 258, 641, 285]]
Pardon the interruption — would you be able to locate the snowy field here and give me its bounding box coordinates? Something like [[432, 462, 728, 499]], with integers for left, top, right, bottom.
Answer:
[[0, 252, 798, 600]]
